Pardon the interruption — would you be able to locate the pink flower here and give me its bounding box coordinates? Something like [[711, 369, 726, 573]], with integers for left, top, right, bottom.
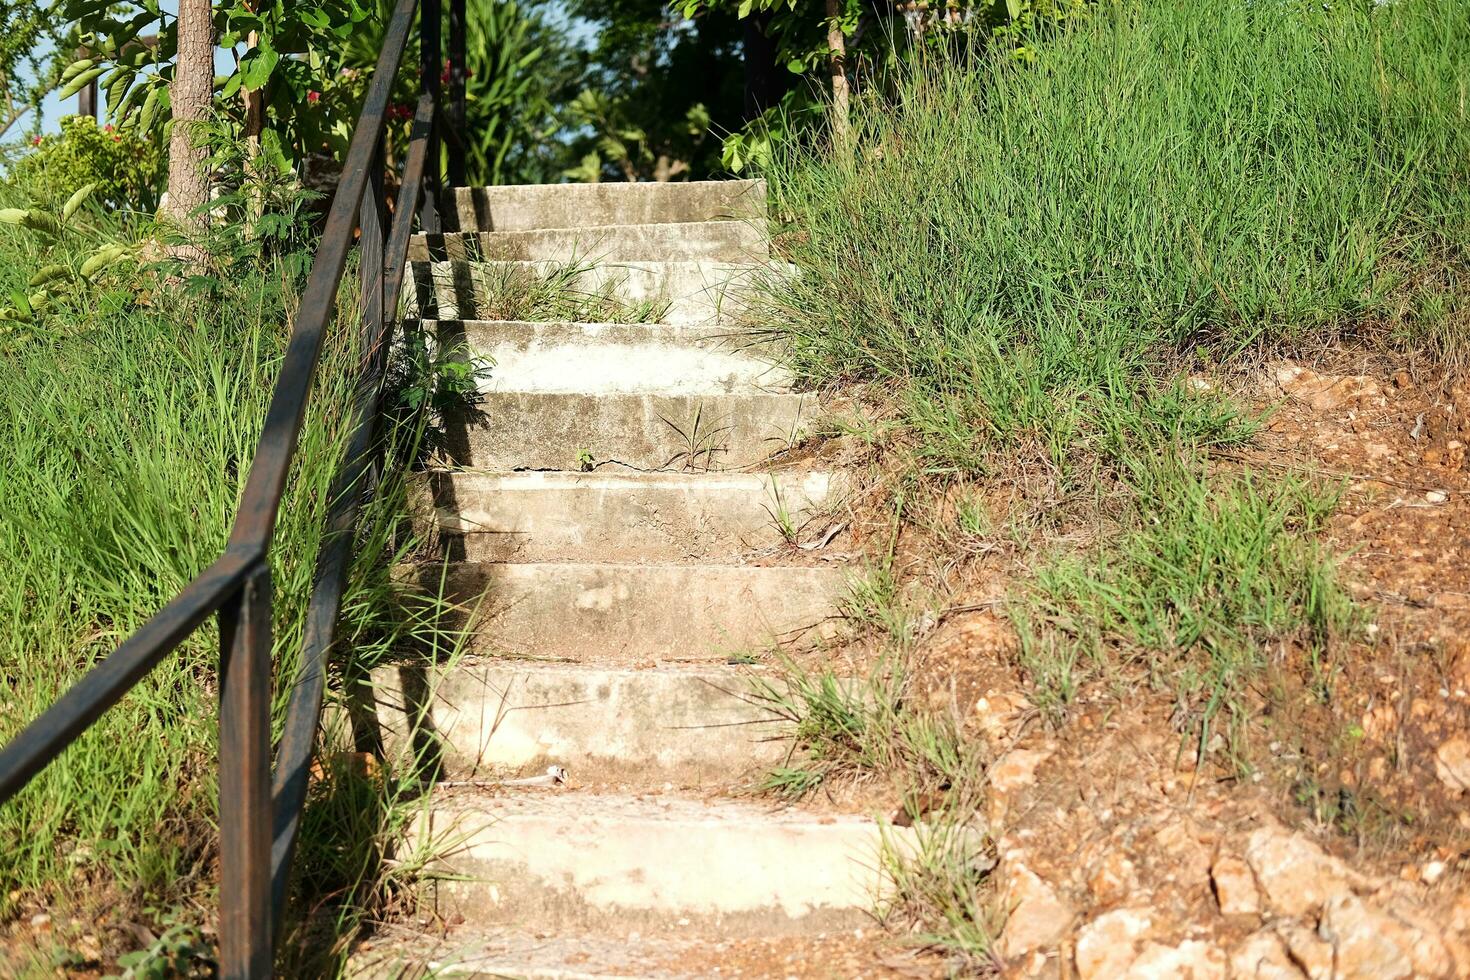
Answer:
[[307, 90, 321, 103], [31, 135, 42, 145], [103, 124, 114, 132]]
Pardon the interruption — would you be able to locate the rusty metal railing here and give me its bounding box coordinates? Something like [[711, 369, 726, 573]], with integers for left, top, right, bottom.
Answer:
[[0, 0, 466, 973]]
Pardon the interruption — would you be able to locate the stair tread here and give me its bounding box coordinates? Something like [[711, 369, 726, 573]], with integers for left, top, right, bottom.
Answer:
[[352, 922, 903, 979]]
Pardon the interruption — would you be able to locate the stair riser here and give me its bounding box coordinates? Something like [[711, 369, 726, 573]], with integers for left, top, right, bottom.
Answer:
[[457, 319, 787, 396], [431, 471, 838, 562], [410, 221, 767, 264], [424, 563, 847, 662], [370, 662, 789, 784], [445, 391, 818, 472], [408, 261, 771, 326], [413, 804, 878, 936], [448, 180, 766, 232]]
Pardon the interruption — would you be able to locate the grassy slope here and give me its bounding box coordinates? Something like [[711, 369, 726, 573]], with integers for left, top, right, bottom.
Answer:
[[764, 0, 1467, 743], [0, 200, 446, 970]]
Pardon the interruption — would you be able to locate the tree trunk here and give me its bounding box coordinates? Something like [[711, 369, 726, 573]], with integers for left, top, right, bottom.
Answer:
[[164, 0, 214, 239], [825, 0, 850, 147]]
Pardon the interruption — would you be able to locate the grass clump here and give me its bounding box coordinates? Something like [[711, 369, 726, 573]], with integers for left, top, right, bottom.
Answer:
[[0, 190, 459, 970], [460, 259, 671, 323], [756, 0, 1470, 744]]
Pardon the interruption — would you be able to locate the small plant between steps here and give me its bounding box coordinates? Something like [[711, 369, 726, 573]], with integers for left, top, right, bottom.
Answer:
[[465, 258, 671, 323]]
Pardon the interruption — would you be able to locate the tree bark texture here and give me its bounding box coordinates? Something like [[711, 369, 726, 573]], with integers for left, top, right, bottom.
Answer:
[[165, 0, 214, 235]]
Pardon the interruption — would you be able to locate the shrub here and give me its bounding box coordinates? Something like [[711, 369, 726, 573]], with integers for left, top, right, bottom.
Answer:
[[8, 115, 162, 212]]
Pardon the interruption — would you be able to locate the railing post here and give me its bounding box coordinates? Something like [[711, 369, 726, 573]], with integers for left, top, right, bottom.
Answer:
[[361, 138, 387, 350], [419, 0, 443, 233], [218, 569, 274, 979], [447, 0, 467, 187]]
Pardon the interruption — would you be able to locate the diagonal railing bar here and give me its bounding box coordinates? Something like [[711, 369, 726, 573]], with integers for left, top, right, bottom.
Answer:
[[226, 0, 418, 554], [0, 549, 259, 802], [0, 0, 468, 972]]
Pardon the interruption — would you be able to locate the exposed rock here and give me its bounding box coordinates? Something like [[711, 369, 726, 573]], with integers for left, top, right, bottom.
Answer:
[[1124, 940, 1226, 979], [1229, 931, 1306, 979], [1434, 737, 1470, 794], [996, 863, 1072, 960], [1151, 818, 1212, 884], [1074, 908, 1153, 979], [1244, 827, 1364, 916], [1211, 854, 1261, 916], [989, 746, 1054, 795], [1087, 851, 1138, 907], [1279, 923, 1334, 980], [972, 689, 1031, 743], [1274, 364, 1385, 412]]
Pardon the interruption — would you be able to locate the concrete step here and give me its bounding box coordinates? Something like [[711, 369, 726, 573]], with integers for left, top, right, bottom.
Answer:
[[350, 925, 886, 979], [444, 390, 819, 472], [411, 790, 883, 936], [410, 260, 778, 325], [370, 660, 791, 784], [454, 319, 790, 396], [446, 180, 766, 232], [428, 470, 840, 562], [409, 220, 767, 264], [422, 561, 848, 663]]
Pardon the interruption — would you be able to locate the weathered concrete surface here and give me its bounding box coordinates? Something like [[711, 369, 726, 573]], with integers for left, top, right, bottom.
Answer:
[[459, 320, 791, 396], [370, 660, 790, 783], [409, 219, 767, 264], [411, 259, 780, 325], [350, 927, 730, 979], [428, 561, 849, 662], [430, 470, 839, 561], [448, 180, 766, 232], [446, 390, 819, 471], [411, 791, 881, 935]]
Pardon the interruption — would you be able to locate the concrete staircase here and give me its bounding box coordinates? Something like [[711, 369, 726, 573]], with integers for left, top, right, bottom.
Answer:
[[357, 181, 886, 978]]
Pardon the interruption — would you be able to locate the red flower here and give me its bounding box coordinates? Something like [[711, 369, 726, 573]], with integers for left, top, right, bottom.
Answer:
[[307, 90, 321, 103], [31, 135, 42, 145]]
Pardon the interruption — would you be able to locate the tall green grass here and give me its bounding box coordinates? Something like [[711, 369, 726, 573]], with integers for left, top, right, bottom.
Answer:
[[0, 198, 453, 968], [757, 0, 1466, 751]]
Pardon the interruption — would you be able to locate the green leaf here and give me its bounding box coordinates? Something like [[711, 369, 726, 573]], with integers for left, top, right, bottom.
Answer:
[[80, 244, 129, 277], [58, 65, 106, 100], [239, 42, 280, 91], [60, 58, 96, 83], [28, 265, 71, 287], [0, 209, 28, 225], [62, 183, 98, 221]]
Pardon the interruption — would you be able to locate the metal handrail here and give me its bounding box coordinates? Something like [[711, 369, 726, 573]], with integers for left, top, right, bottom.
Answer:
[[0, 0, 466, 973]]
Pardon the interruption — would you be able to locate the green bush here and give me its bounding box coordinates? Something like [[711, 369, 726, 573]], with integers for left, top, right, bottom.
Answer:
[[8, 115, 162, 212]]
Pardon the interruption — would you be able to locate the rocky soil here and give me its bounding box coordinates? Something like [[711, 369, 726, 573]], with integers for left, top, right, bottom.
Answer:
[[899, 357, 1470, 978]]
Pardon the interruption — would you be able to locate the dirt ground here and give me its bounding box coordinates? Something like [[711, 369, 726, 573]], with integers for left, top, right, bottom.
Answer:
[[881, 356, 1470, 977]]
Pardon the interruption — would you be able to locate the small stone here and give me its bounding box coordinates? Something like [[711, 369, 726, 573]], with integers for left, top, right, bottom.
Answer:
[[996, 864, 1073, 958], [1244, 827, 1362, 916], [1280, 924, 1334, 980], [1361, 702, 1397, 742], [28, 913, 50, 932], [1212, 854, 1261, 916], [1434, 737, 1470, 794], [1230, 931, 1307, 979], [988, 746, 1054, 795], [1087, 851, 1138, 907], [1317, 892, 1457, 978], [1075, 908, 1153, 979], [1423, 860, 1447, 885], [1124, 940, 1226, 979], [1427, 489, 1450, 504]]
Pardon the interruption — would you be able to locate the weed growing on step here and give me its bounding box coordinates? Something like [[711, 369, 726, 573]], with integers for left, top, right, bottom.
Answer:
[[465, 259, 670, 323]]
